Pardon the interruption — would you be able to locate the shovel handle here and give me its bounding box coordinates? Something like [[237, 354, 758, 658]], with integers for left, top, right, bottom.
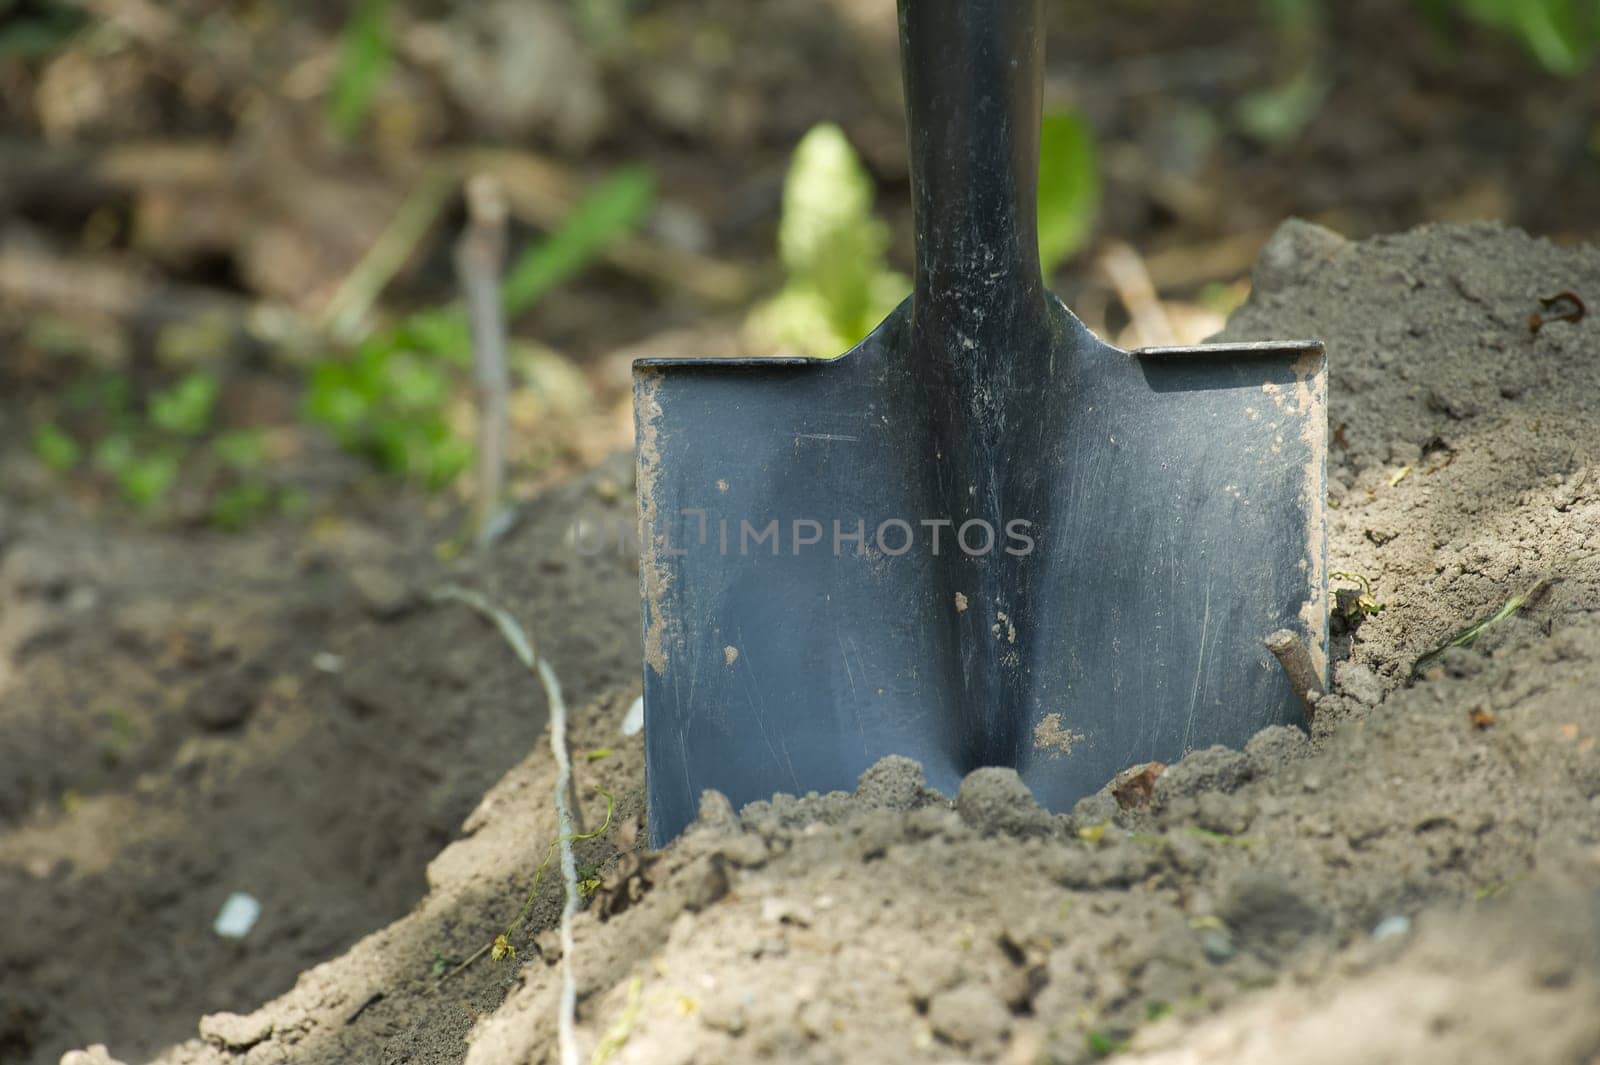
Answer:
[[899, 0, 1051, 348]]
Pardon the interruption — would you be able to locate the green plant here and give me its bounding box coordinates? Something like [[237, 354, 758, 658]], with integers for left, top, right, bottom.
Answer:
[[750, 114, 1100, 356], [36, 370, 290, 524], [1036, 111, 1101, 274], [1086, 1030, 1131, 1058], [1281, 0, 1600, 75], [748, 123, 910, 357], [33, 424, 80, 472], [1428, 0, 1600, 74], [306, 167, 652, 486], [0, 0, 85, 58], [149, 372, 220, 436], [328, 0, 393, 140], [305, 330, 471, 489]]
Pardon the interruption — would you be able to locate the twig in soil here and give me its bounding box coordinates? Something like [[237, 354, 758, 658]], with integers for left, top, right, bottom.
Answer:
[[1411, 576, 1557, 679], [1264, 628, 1325, 721], [321, 166, 454, 342], [429, 582, 612, 1065], [452, 147, 754, 305], [451, 176, 513, 548], [1099, 240, 1177, 348]]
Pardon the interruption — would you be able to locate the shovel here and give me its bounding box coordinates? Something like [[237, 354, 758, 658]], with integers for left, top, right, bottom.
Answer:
[[634, 0, 1326, 846]]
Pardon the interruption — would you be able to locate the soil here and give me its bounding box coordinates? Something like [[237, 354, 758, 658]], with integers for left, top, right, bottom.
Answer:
[[0, 456, 641, 1065], [11, 221, 1599, 1065]]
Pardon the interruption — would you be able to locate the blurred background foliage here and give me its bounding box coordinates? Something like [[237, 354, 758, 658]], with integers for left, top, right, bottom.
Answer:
[[3, 0, 1599, 528]]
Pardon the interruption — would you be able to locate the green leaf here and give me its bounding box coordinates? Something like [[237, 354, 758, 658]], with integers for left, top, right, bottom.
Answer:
[[33, 424, 80, 472], [778, 124, 892, 341], [113, 444, 179, 502], [1036, 111, 1101, 275], [148, 373, 219, 436], [750, 124, 909, 356], [327, 0, 393, 140], [0, 1, 85, 59], [1086, 1030, 1130, 1058], [1444, 0, 1599, 74], [209, 481, 276, 532], [502, 166, 655, 315]]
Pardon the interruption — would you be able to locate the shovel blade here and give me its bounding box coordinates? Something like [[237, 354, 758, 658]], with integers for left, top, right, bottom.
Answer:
[[635, 306, 1325, 845]]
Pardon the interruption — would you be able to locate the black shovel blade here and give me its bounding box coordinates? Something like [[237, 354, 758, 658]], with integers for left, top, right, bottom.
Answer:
[[634, 303, 1326, 846]]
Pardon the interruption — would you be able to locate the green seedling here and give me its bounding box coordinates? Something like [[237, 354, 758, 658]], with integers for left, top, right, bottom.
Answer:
[[1430, 0, 1600, 74], [748, 123, 909, 357], [1036, 111, 1101, 274], [149, 372, 219, 436], [38, 369, 288, 526], [0, 1, 85, 58], [1411, 577, 1556, 678], [751, 115, 1099, 355], [94, 434, 180, 510], [1185, 826, 1259, 848], [589, 976, 644, 1065], [306, 168, 652, 487], [1330, 571, 1385, 634], [328, 0, 393, 139], [1086, 1030, 1131, 1058], [437, 785, 615, 984], [33, 424, 80, 472]]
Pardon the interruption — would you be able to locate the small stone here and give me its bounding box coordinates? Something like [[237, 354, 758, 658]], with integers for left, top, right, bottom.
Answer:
[[620, 695, 644, 737], [927, 984, 1011, 1052], [213, 892, 261, 939], [1334, 661, 1384, 706], [1200, 929, 1236, 964], [1371, 915, 1411, 941], [199, 1011, 273, 1050], [956, 767, 1054, 839]]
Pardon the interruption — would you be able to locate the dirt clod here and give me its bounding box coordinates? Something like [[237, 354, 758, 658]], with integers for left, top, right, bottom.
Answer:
[[956, 767, 1055, 839], [198, 1011, 273, 1051], [854, 755, 935, 811]]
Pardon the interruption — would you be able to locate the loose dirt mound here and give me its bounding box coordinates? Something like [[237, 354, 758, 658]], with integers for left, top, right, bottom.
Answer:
[[32, 221, 1600, 1064]]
